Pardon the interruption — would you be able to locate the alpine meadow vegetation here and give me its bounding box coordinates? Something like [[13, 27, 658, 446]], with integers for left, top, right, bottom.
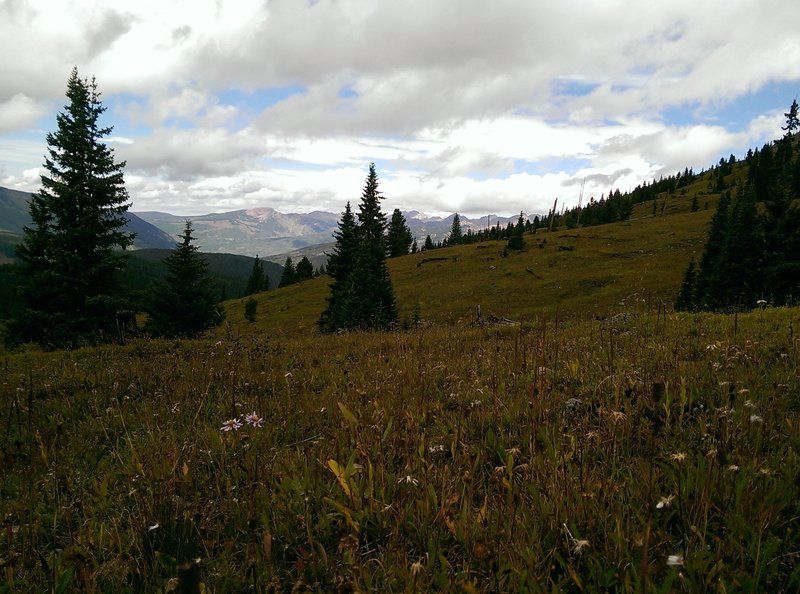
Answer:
[[2, 82, 800, 592]]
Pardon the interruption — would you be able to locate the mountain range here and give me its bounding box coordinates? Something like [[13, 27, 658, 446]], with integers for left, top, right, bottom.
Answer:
[[0, 186, 174, 262], [134, 208, 526, 262], [0, 185, 530, 264]]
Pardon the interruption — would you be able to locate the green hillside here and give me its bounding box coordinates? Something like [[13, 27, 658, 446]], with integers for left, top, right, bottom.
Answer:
[[3, 155, 800, 592], [0, 250, 283, 321], [222, 182, 719, 336]]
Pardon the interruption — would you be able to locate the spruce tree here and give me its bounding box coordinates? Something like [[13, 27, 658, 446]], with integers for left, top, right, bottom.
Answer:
[[279, 257, 296, 287], [319, 164, 398, 332], [506, 212, 526, 250], [146, 221, 223, 337], [449, 213, 463, 244], [675, 258, 697, 311], [694, 192, 731, 309], [319, 202, 359, 332], [424, 235, 434, 251], [295, 256, 314, 281], [244, 254, 268, 295], [8, 68, 133, 348], [782, 99, 799, 138], [352, 163, 398, 329], [386, 208, 414, 257]]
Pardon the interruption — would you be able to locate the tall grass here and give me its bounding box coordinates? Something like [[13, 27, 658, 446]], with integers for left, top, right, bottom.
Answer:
[[2, 305, 798, 592]]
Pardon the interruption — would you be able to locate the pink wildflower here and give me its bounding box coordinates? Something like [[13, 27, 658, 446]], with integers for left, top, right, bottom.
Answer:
[[245, 412, 264, 428], [220, 418, 243, 432]]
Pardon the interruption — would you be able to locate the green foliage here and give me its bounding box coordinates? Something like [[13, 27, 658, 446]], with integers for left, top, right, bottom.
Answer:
[[7, 68, 133, 349], [278, 256, 296, 288], [295, 255, 314, 281], [684, 107, 800, 312], [506, 212, 527, 251], [319, 164, 398, 332], [449, 213, 463, 244], [783, 98, 799, 137], [244, 254, 269, 296], [244, 296, 258, 322], [3, 308, 799, 591], [675, 258, 696, 311], [145, 221, 224, 337], [386, 208, 413, 257]]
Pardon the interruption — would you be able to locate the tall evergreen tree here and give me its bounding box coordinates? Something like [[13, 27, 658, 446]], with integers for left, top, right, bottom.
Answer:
[[675, 258, 697, 311], [8, 68, 133, 348], [146, 221, 223, 337], [295, 255, 314, 281], [244, 254, 268, 295], [319, 164, 398, 332], [279, 257, 296, 288], [318, 202, 358, 332], [694, 191, 731, 309], [352, 163, 398, 329], [506, 212, 526, 250], [423, 235, 434, 250], [449, 213, 463, 244], [319, 202, 359, 332], [386, 208, 414, 257], [782, 99, 799, 138]]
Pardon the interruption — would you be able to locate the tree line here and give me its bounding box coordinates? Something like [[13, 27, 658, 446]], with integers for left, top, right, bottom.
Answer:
[[676, 100, 800, 311]]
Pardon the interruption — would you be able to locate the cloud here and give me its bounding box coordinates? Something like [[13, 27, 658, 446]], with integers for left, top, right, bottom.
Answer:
[[0, 94, 48, 133], [1, 0, 799, 217], [117, 126, 265, 180]]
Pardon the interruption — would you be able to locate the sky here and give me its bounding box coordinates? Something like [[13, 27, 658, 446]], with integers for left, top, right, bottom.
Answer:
[[1, 0, 798, 217]]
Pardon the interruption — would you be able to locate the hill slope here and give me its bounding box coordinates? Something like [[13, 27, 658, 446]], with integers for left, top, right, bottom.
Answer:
[[222, 194, 715, 337]]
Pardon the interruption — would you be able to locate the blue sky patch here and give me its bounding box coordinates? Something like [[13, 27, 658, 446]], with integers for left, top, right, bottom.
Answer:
[[552, 78, 600, 98], [338, 85, 358, 99], [218, 84, 307, 113]]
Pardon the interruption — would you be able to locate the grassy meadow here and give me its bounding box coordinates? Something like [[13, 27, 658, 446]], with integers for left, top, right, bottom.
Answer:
[[3, 173, 800, 592]]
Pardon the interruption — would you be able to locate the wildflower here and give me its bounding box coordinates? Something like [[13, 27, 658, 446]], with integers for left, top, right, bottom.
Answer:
[[148, 522, 160, 531], [505, 446, 521, 457], [656, 495, 675, 509], [397, 475, 419, 486], [670, 452, 687, 463], [727, 464, 739, 473], [744, 399, 755, 409], [428, 444, 447, 454], [220, 418, 243, 432], [170, 402, 180, 414], [469, 399, 482, 409], [749, 414, 763, 424], [610, 410, 627, 422], [245, 412, 265, 428], [667, 554, 684, 567]]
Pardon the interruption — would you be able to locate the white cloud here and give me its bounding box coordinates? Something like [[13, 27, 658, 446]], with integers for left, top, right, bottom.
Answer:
[[0, 94, 48, 134], [1, 0, 799, 216]]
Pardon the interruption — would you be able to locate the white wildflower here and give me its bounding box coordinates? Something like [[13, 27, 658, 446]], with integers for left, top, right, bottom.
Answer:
[[667, 554, 684, 567]]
